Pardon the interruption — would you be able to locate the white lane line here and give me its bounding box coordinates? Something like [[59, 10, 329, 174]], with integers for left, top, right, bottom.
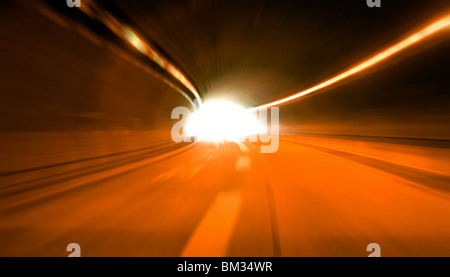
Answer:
[[237, 142, 250, 153], [235, 142, 251, 171], [181, 190, 242, 257], [235, 155, 252, 171]]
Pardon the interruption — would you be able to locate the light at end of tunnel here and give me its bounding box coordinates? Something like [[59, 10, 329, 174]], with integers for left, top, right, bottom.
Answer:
[[185, 100, 262, 142]]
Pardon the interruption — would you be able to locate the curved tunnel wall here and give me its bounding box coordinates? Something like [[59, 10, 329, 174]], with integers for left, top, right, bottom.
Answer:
[[0, 2, 191, 173]]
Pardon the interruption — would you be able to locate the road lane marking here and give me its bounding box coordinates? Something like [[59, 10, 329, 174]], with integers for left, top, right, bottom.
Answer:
[[235, 155, 252, 171], [0, 143, 198, 214], [235, 142, 251, 171], [181, 190, 242, 257], [237, 142, 250, 153]]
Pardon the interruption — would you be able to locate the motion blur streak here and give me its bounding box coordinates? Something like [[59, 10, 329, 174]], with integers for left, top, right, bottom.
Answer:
[[0, 0, 450, 257], [251, 14, 450, 111], [78, 0, 202, 105]]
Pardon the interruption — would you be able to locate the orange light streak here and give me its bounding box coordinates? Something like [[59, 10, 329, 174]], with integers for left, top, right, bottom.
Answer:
[[122, 27, 202, 105], [250, 14, 450, 111], [74, 2, 202, 106]]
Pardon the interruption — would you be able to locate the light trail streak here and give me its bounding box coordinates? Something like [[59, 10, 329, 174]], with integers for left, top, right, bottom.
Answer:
[[76, 1, 202, 106], [250, 14, 450, 111], [120, 27, 202, 105], [121, 27, 202, 105]]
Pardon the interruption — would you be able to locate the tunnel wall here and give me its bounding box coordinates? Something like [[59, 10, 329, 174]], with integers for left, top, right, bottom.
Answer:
[[0, 3, 191, 173]]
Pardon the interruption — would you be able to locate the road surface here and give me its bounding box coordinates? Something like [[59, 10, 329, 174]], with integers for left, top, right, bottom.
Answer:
[[1, 136, 449, 257]]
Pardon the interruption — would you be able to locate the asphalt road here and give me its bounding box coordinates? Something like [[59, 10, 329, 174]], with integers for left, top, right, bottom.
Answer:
[[1, 137, 449, 257]]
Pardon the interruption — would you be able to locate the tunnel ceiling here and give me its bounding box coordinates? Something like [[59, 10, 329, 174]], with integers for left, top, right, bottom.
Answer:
[[103, 0, 448, 105], [96, 0, 450, 139]]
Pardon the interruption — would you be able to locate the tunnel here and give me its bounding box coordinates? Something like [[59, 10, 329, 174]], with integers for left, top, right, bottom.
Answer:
[[0, 0, 449, 257]]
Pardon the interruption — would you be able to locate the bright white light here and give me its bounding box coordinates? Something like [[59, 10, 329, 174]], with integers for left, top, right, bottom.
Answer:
[[185, 100, 262, 142]]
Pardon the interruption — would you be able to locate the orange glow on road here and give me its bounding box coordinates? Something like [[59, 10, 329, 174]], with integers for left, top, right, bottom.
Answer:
[[250, 14, 450, 111]]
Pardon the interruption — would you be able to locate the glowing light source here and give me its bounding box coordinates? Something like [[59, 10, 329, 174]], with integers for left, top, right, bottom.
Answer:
[[186, 101, 262, 142], [123, 27, 147, 54], [250, 14, 450, 111], [121, 26, 202, 106]]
